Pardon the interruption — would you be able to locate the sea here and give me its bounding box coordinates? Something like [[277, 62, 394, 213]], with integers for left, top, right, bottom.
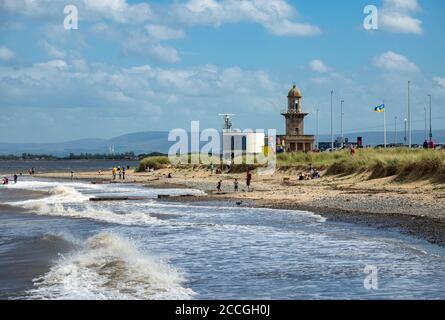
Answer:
[[0, 161, 444, 300]]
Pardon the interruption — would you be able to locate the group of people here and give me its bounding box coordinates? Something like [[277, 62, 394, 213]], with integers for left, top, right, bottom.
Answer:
[[423, 140, 437, 149], [216, 170, 252, 193], [112, 166, 127, 180], [298, 164, 321, 181], [2, 174, 18, 185]]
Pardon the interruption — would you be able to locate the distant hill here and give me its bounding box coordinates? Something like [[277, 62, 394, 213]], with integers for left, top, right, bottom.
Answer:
[[0, 132, 170, 156], [1, 130, 444, 156]]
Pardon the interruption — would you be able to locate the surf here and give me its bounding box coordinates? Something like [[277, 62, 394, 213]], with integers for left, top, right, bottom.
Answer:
[[25, 232, 195, 300]]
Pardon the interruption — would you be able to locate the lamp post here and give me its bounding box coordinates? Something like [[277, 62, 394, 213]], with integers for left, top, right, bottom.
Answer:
[[424, 106, 427, 141], [408, 81, 411, 148], [404, 118, 407, 146], [330, 90, 334, 151], [428, 94, 432, 144], [394, 116, 398, 145], [316, 108, 319, 150], [340, 100, 344, 149], [383, 100, 387, 148]]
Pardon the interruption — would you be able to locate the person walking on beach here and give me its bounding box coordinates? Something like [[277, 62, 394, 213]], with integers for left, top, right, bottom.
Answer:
[[13, 174, 18, 184], [70, 171, 74, 181], [122, 166, 126, 180], [118, 166, 122, 180], [246, 171, 252, 192], [234, 179, 239, 192], [217, 180, 222, 192], [112, 167, 117, 180]]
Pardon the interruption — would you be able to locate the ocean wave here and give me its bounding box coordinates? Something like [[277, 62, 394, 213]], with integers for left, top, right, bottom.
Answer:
[[15, 200, 164, 226], [47, 185, 89, 202], [25, 232, 195, 300], [5, 184, 164, 225]]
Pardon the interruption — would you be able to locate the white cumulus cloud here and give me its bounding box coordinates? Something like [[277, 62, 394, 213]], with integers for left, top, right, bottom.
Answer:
[[0, 46, 16, 60], [380, 0, 423, 35], [309, 60, 331, 73], [172, 0, 320, 37], [433, 77, 445, 89], [42, 42, 66, 59], [374, 51, 419, 72], [145, 25, 186, 42]]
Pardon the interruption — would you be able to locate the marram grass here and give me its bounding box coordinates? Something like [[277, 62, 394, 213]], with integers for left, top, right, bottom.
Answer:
[[137, 149, 445, 183], [277, 148, 445, 182]]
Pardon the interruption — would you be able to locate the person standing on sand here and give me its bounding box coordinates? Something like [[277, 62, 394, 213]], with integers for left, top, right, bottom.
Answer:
[[217, 180, 222, 192], [234, 179, 239, 192], [70, 171, 74, 181], [122, 166, 126, 180], [118, 166, 122, 180], [13, 174, 18, 184], [112, 167, 117, 180], [246, 171, 252, 192]]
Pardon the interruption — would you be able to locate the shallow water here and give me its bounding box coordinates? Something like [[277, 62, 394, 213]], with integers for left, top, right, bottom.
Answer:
[[0, 160, 140, 176], [0, 177, 444, 300]]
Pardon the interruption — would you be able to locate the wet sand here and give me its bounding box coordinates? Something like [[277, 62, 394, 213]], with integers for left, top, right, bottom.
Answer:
[[34, 168, 445, 246]]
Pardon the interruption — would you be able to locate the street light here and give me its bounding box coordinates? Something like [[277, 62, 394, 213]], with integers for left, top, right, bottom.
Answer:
[[408, 81, 411, 148], [330, 90, 334, 151], [394, 116, 398, 145], [404, 118, 407, 146], [340, 100, 344, 149], [428, 94, 432, 143], [424, 106, 427, 141], [316, 108, 319, 150]]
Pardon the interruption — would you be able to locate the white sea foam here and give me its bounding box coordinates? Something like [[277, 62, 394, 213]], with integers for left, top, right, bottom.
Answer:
[[26, 232, 195, 300], [3, 179, 100, 192], [6, 185, 164, 226], [14, 200, 164, 226]]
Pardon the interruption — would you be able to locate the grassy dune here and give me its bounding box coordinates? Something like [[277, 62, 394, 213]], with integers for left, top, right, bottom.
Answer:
[[277, 148, 445, 182], [137, 149, 445, 183], [137, 156, 170, 172]]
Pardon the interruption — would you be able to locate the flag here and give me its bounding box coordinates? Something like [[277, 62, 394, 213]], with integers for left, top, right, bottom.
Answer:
[[374, 104, 385, 113]]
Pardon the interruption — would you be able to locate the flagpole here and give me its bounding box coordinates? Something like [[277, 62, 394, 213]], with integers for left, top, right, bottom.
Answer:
[[330, 90, 334, 151], [408, 81, 411, 148], [394, 116, 397, 145], [383, 101, 387, 148], [383, 103, 386, 149]]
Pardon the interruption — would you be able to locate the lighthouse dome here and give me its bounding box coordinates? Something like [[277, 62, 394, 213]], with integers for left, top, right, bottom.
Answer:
[[288, 84, 302, 98]]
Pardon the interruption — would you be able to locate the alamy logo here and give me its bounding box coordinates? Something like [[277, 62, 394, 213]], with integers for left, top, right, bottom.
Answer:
[[363, 5, 379, 30], [363, 265, 379, 290], [168, 121, 276, 175], [64, 5, 79, 30]]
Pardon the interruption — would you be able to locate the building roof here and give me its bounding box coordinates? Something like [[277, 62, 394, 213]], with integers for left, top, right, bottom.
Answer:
[[287, 84, 302, 98]]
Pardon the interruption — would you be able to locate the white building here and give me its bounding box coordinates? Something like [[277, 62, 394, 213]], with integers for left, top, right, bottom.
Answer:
[[222, 129, 265, 162]]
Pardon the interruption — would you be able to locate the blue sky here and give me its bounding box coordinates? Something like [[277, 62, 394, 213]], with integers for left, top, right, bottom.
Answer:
[[0, 0, 444, 143]]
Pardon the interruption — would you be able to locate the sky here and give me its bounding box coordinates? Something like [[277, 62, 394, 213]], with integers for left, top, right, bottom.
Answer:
[[0, 0, 444, 143]]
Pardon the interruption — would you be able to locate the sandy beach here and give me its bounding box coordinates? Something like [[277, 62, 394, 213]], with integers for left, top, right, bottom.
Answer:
[[35, 167, 445, 246]]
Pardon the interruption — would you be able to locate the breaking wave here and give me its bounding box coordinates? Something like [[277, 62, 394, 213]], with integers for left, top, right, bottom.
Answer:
[[26, 232, 195, 300], [6, 186, 164, 226], [47, 185, 89, 203]]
